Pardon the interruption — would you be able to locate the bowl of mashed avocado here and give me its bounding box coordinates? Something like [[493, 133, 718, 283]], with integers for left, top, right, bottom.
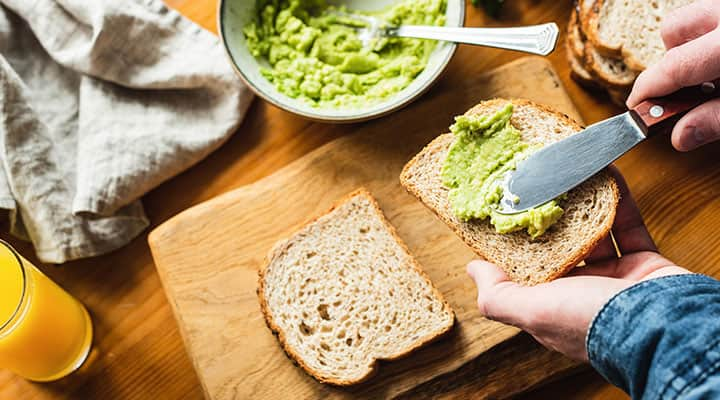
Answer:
[[219, 0, 465, 122]]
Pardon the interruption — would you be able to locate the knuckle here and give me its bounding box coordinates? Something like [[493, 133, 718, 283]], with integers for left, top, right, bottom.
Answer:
[[691, 101, 720, 140], [477, 287, 506, 321], [476, 292, 494, 319]]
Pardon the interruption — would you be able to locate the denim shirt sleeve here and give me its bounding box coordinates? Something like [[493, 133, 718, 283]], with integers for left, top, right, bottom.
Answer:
[[587, 274, 720, 399]]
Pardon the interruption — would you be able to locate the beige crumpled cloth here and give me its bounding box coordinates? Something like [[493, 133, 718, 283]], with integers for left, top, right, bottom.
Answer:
[[0, 0, 253, 263]]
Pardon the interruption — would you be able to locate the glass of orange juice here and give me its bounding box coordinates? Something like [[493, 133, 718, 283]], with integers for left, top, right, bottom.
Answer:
[[0, 240, 93, 381]]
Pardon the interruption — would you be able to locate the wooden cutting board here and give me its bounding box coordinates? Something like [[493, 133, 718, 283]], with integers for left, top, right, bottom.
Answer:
[[148, 57, 584, 400]]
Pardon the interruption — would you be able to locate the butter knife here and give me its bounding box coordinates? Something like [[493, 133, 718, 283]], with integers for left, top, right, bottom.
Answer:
[[498, 82, 720, 214]]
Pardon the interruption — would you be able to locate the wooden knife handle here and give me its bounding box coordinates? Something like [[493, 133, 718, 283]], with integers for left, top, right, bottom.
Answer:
[[630, 81, 720, 136]]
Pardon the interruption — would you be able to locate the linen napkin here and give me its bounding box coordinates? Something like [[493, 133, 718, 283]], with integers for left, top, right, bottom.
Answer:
[[0, 0, 253, 263]]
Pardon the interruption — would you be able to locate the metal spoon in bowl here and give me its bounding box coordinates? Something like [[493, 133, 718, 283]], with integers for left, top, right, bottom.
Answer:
[[331, 12, 559, 56]]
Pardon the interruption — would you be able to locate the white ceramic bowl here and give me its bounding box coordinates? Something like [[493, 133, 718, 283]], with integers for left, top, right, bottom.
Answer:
[[218, 0, 466, 123]]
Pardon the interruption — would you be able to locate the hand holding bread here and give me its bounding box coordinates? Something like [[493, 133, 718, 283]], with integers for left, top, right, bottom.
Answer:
[[627, 0, 720, 151], [464, 0, 720, 370], [467, 170, 691, 361]]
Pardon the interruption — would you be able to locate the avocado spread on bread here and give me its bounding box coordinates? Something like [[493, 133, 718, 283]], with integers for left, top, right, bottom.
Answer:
[[441, 103, 564, 238]]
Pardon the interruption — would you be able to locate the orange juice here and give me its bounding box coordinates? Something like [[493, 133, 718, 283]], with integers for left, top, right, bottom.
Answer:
[[0, 241, 92, 381]]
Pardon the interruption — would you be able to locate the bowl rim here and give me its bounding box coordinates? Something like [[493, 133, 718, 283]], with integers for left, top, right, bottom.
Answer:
[[217, 0, 466, 123]]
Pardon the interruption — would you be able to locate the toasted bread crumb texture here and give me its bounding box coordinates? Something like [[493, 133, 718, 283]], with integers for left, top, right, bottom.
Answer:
[[401, 99, 619, 285], [259, 189, 454, 385]]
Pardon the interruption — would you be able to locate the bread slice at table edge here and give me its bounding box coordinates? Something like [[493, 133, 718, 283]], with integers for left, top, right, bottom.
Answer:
[[399, 99, 619, 285], [257, 188, 455, 386]]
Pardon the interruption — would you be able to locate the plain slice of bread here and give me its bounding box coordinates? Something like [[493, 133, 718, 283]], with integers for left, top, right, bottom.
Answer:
[[570, 5, 636, 89], [584, 0, 630, 58], [585, 0, 692, 70], [400, 99, 619, 285], [259, 189, 455, 386]]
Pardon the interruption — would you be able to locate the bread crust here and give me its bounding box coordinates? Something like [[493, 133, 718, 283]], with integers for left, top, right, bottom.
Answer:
[[568, 55, 602, 90], [577, 0, 595, 37], [620, 48, 649, 72], [583, 0, 668, 71], [582, 41, 636, 90], [567, 45, 604, 90], [568, 7, 584, 59], [566, 8, 603, 90], [399, 99, 619, 285], [571, 4, 635, 90], [584, 0, 625, 58], [258, 188, 455, 386]]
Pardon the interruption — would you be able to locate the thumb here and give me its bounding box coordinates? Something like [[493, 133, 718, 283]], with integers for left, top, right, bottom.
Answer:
[[466, 260, 534, 327], [671, 97, 720, 151], [466, 259, 509, 289]]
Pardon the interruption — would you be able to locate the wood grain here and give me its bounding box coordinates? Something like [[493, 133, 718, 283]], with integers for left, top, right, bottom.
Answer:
[[148, 57, 584, 400], [3, 0, 719, 399]]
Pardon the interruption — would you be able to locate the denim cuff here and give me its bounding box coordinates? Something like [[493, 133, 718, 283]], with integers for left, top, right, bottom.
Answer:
[[587, 274, 720, 399]]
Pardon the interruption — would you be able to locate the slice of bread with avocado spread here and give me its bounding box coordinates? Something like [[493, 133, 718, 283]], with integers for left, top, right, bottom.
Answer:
[[400, 99, 619, 285]]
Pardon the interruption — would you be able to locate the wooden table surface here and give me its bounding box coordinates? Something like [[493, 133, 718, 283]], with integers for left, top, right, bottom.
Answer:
[[2, 0, 719, 399]]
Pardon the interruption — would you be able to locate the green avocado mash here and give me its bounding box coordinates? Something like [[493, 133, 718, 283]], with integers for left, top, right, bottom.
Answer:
[[441, 103, 564, 238], [243, 0, 447, 108]]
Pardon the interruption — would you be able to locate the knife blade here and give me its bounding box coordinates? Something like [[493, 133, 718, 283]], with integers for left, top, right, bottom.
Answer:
[[498, 82, 720, 214]]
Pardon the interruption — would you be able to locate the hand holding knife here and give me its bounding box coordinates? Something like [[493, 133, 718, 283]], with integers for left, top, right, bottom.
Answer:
[[498, 81, 720, 214]]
